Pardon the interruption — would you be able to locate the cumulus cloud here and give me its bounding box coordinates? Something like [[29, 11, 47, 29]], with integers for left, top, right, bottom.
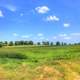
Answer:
[[63, 36, 71, 40], [13, 33, 19, 37], [52, 32, 80, 42], [59, 34, 67, 37], [5, 5, 16, 12], [20, 13, 24, 16], [53, 36, 57, 39], [64, 23, 70, 28], [46, 16, 59, 22], [35, 6, 50, 14], [37, 33, 43, 37], [21, 35, 30, 38], [70, 33, 80, 36], [0, 10, 4, 17], [21, 34, 32, 38], [39, 37, 45, 40]]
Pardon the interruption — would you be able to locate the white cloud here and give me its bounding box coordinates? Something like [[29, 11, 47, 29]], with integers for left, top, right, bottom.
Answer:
[[58, 33, 71, 40], [21, 35, 30, 38], [59, 34, 67, 37], [5, 5, 16, 12], [20, 13, 24, 16], [21, 34, 32, 38], [46, 39, 49, 41], [64, 23, 70, 28], [51, 32, 80, 42], [46, 16, 59, 22], [53, 36, 57, 39], [39, 37, 45, 40], [70, 33, 80, 36], [13, 33, 19, 37], [35, 6, 50, 14], [0, 10, 4, 17], [63, 36, 71, 40], [37, 33, 43, 37]]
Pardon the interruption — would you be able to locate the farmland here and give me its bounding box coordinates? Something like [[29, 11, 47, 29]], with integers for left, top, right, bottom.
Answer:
[[0, 45, 80, 80]]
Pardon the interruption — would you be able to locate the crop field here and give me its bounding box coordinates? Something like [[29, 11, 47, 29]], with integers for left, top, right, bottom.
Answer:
[[0, 45, 80, 80]]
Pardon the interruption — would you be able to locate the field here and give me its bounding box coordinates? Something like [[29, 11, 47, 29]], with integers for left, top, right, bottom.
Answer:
[[0, 45, 80, 80]]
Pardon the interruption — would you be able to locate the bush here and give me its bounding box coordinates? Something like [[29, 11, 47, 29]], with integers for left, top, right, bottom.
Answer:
[[0, 52, 27, 59], [0, 43, 3, 48]]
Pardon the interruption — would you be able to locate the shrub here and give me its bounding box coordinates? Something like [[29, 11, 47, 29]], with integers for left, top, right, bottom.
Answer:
[[0, 52, 27, 59], [0, 43, 3, 48]]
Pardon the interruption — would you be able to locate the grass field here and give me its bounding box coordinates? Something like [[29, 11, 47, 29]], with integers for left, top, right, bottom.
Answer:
[[0, 45, 80, 80]]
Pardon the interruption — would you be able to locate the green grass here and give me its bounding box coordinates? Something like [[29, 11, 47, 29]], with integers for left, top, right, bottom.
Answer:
[[0, 45, 80, 66], [0, 45, 80, 80]]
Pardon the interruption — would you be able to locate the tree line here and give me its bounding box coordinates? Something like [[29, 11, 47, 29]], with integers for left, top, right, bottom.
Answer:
[[0, 40, 80, 47]]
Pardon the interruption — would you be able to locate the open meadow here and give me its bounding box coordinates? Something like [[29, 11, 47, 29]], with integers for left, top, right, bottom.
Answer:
[[0, 45, 80, 80]]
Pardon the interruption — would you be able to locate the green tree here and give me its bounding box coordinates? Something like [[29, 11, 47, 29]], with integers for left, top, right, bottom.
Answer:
[[37, 42, 41, 45], [0, 42, 3, 48], [19, 41, 24, 45], [24, 41, 29, 45], [28, 41, 34, 45], [50, 42, 54, 46], [9, 41, 14, 46], [56, 41, 60, 46], [4, 41, 8, 46], [42, 41, 49, 46], [15, 41, 19, 45]]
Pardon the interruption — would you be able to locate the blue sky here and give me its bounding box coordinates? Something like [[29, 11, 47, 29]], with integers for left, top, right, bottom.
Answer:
[[0, 0, 80, 43]]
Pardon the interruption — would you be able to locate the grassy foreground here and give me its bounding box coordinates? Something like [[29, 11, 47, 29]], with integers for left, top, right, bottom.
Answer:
[[0, 45, 80, 80]]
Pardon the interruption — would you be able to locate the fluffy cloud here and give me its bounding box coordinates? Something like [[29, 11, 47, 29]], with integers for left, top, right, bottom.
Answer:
[[58, 33, 71, 40], [46, 16, 59, 22], [13, 33, 19, 37], [63, 36, 71, 40], [52, 32, 80, 42], [21, 35, 30, 38], [5, 5, 16, 12], [59, 34, 67, 37], [64, 23, 70, 28], [39, 37, 45, 40], [53, 36, 57, 39], [20, 13, 24, 16], [21, 34, 32, 38], [0, 10, 4, 17], [35, 6, 50, 14], [70, 33, 80, 36], [37, 33, 43, 37]]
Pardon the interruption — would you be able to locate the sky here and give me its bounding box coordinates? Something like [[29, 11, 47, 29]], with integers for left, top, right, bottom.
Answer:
[[0, 0, 80, 43]]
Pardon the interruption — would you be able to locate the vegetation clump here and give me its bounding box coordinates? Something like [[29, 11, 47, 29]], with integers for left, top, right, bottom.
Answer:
[[0, 52, 27, 59]]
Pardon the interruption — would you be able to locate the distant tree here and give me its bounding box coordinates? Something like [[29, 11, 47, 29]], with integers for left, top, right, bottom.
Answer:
[[42, 41, 45, 45], [19, 41, 24, 45], [56, 41, 60, 46], [9, 41, 14, 46], [50, 42, 54, 46], [61, 42, 64, 46], [0, 42, 3, 48], [64, 43, 67, 46], [69, 43, 72, 46], [42, 41, 49, 46], [15, 41, 19, 45], [4, 41, 8, 46], [78, 43, 80, 45], [28, 41, 34, 45], [37, 42, 41, 45], [74, 43, 78, 45], [46, 41, 49, 46], [24, 41, 28, 45], [61, 42, 67, 46], [14, 41, 34, 45]]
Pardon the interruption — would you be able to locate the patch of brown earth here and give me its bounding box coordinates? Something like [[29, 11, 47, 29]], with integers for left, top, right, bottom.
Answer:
[[35, 65, 63, 80]]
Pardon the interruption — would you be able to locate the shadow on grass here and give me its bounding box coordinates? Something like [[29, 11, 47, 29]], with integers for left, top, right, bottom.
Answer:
[[0, 52, 27, 59]]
